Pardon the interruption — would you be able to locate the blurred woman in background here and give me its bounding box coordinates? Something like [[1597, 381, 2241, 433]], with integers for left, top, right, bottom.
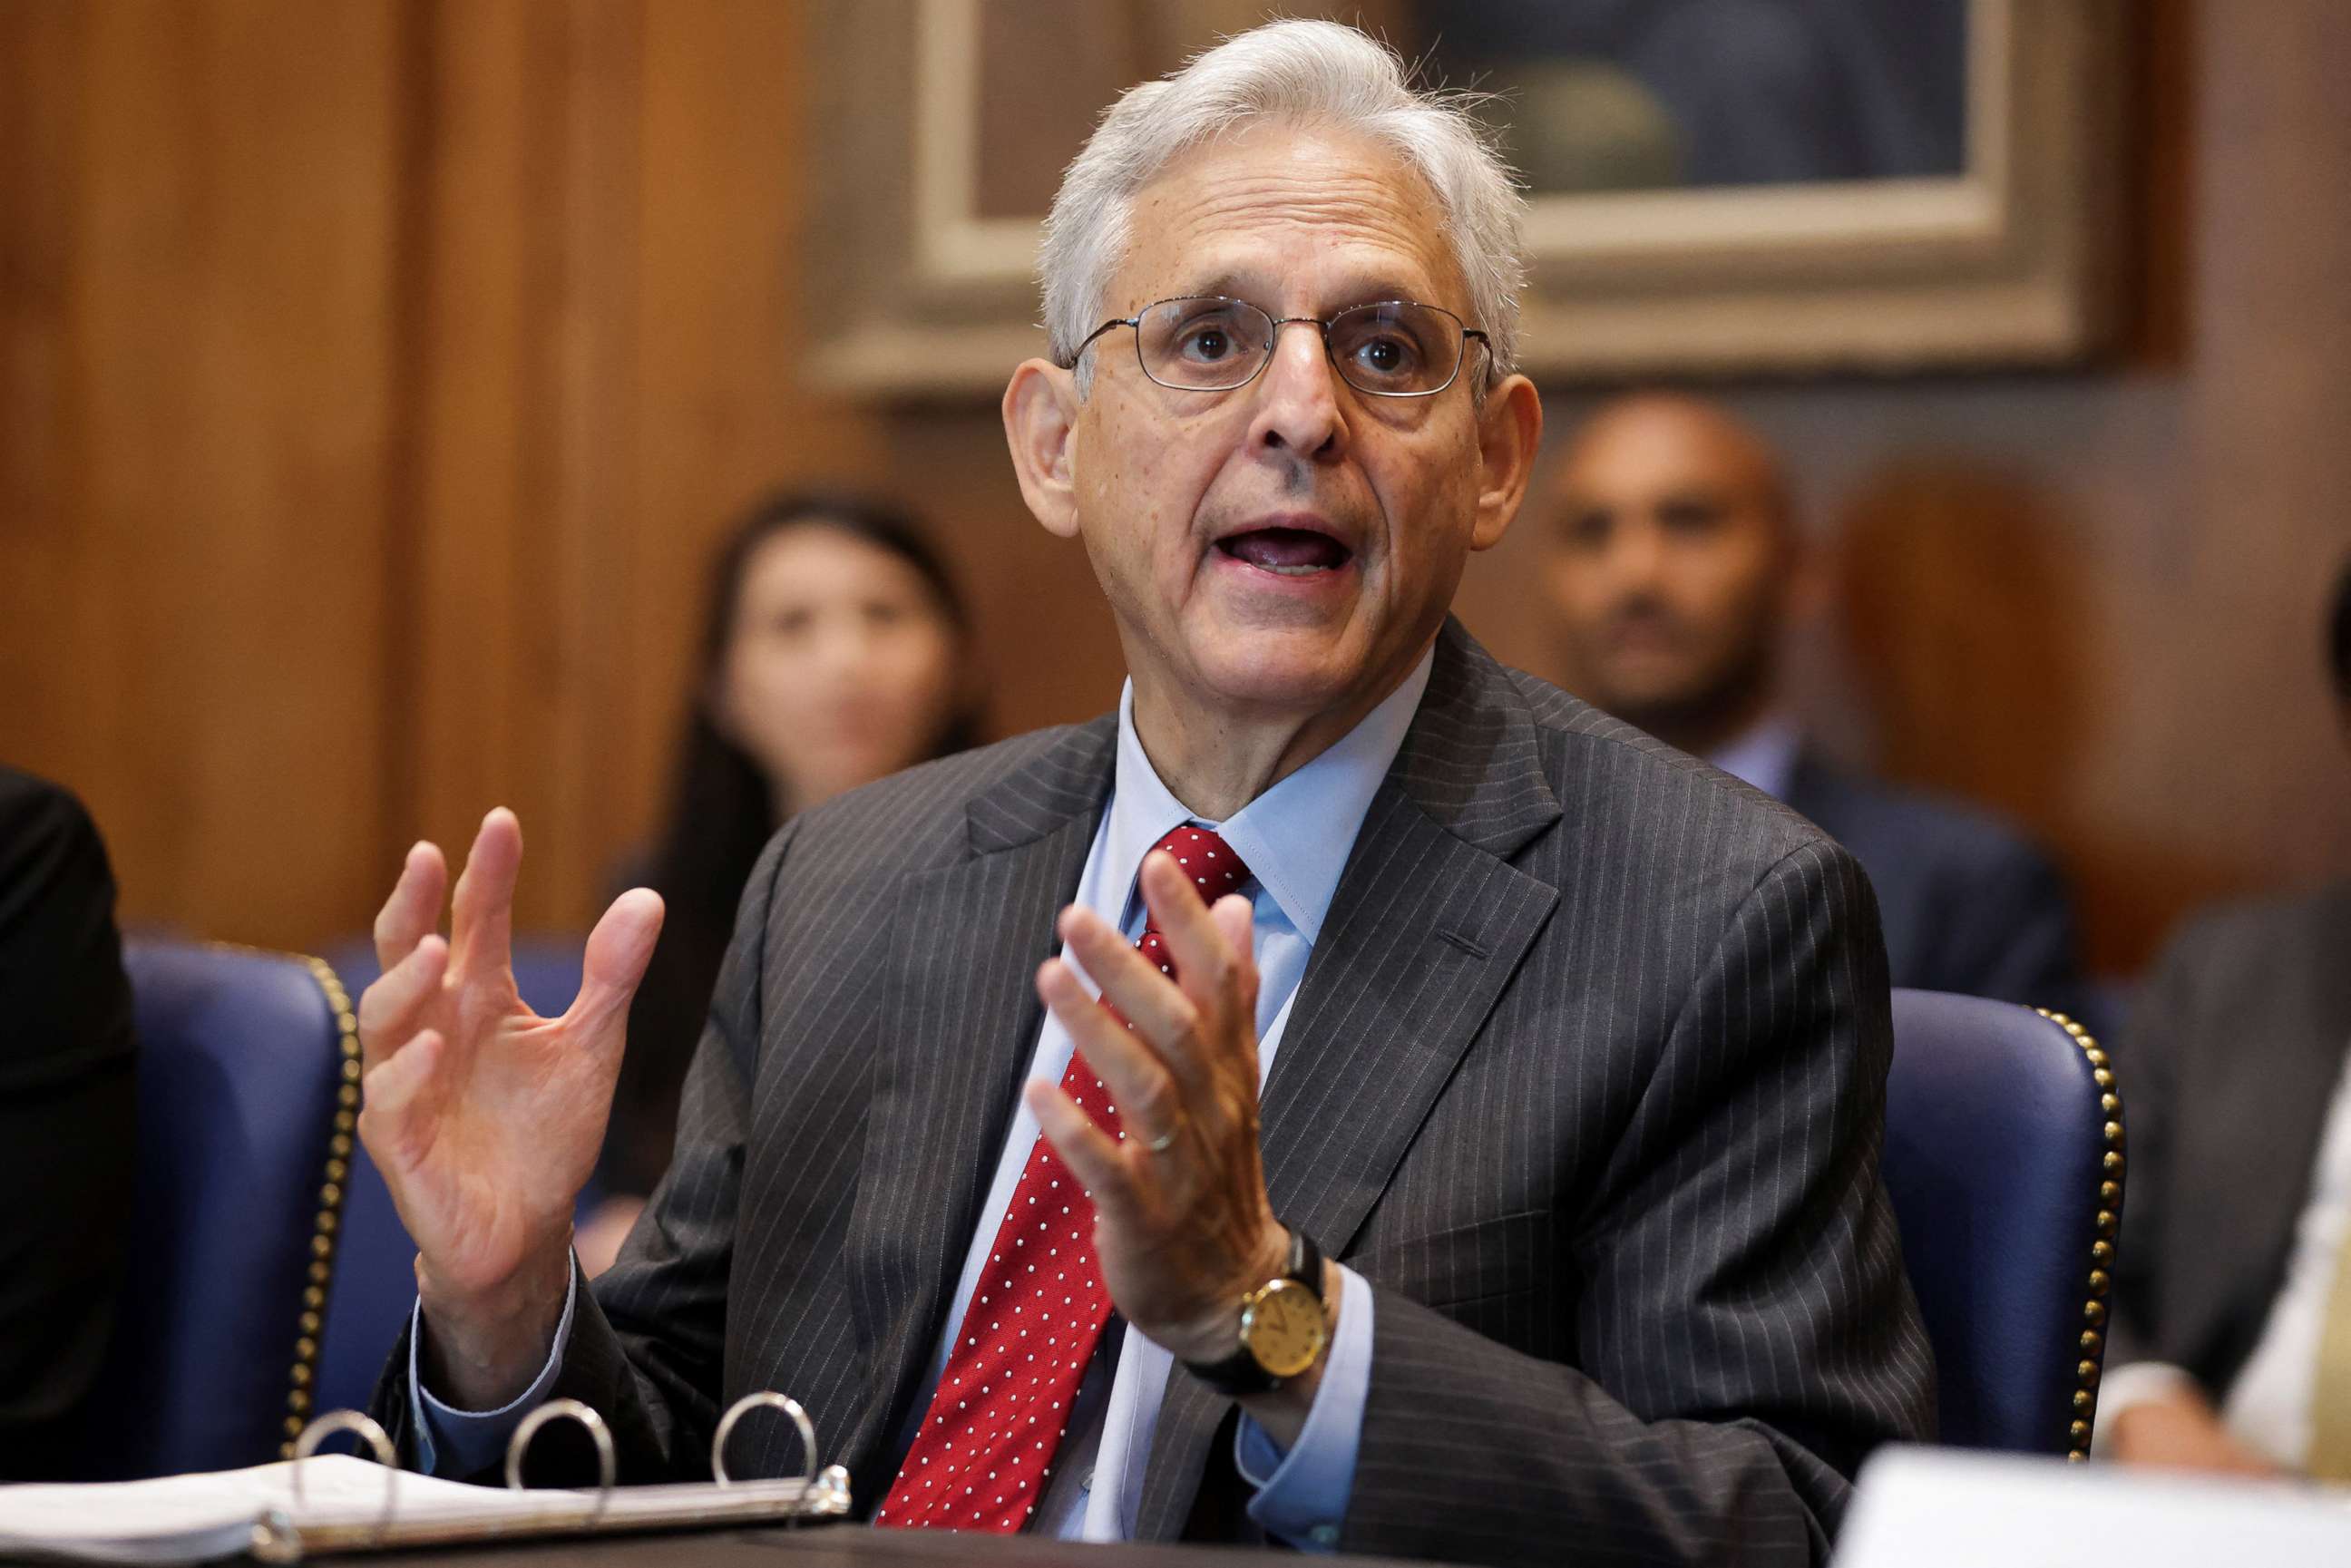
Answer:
[[580, 492, 979, 1271]]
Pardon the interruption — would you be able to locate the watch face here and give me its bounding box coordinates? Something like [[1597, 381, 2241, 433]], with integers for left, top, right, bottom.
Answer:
[[1239, 1279, 1329, 1379]]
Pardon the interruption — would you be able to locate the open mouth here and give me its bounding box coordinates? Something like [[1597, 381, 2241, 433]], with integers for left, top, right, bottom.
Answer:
[[1215, 527, 1354, 578]]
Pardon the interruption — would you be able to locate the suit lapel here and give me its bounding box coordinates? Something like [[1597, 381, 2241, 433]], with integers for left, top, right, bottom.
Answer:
[[1136, 623, 1563, 1538], [838, 720, 1115, 1490]]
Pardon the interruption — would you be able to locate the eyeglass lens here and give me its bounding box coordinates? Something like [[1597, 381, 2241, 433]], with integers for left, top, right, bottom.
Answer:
[[1133, 298, 1466, 396]]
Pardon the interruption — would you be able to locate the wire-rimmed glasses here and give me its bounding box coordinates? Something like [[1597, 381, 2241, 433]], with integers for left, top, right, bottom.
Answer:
[[1066, 297, 1488, 398]]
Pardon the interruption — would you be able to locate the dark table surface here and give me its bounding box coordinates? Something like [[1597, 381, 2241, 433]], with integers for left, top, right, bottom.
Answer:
[[344, 1521, 1419, 1568]]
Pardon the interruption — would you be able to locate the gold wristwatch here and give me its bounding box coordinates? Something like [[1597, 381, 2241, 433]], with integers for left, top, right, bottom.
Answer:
[[1182, 1228, 1329, 1396]]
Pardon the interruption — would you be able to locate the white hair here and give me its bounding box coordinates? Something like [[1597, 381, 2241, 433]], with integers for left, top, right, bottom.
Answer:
[[1039, 18, 1527, 392]]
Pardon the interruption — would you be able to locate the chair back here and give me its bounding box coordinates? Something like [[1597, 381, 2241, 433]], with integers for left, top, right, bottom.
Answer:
[[1882, 989, 2123, 1457], [73, 941, 355, 1477]]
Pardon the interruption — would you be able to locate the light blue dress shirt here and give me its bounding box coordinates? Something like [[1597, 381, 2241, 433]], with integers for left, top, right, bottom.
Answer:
[[413, 648, 1435, 1551], [1707, 711, 1802, 803]]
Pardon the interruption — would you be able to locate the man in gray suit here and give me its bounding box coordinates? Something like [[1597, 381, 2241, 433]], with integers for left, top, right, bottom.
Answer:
[[2100, 560, 2351, 1479], [355, 21, 1931, 1563], [1545, 392, 2084, 1013]]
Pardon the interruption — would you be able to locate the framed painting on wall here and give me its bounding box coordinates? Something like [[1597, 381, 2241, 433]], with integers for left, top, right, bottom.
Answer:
[[804, 0, 2122, 396]]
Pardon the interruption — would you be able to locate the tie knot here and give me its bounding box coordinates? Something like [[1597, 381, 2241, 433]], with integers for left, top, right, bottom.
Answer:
[[1148, 824, 1252, 901]]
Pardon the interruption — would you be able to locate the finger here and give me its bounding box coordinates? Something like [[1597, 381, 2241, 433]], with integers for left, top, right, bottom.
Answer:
[[1209, 892, 1261, 1028], [1024, 1078, 1133, 1214], [356, 934, 448, 1074], [356, 1028, 445, 1174], [1054, 906, 1209, 1096], [1210, 891, 1254, 964], [565, 887, 666, 1034], [1138, 850, 1251, 1018], [373, 841, 448, 973], [448, 808, 522, 990], [1038, 956, 1185, 1151]]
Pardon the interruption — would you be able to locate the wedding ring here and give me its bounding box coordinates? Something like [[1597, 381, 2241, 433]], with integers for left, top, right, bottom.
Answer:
[[1146, 1128, 1179, 1154]]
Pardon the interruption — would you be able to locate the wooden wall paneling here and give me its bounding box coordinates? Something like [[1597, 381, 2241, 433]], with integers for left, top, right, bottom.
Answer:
[[404, 0, 647, 933], [0, 2, 92, 786], [0, 0, 403, 952], [625, 0, 888, 863]]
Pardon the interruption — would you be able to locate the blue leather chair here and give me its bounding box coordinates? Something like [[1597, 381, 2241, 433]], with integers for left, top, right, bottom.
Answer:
[[310, 935, 586, 1418], [1882, 989, 2125, 1458], [73, 941, 356, 1478]]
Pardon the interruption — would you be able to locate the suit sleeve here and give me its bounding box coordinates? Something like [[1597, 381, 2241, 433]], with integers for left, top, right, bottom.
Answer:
[[2102, 921, 2194, 1375], [1943, 838, 2083, 1018], [1341, 840, 1935, 1567], [371, 823, 795, 1484], [0, 774, 139, 1480]]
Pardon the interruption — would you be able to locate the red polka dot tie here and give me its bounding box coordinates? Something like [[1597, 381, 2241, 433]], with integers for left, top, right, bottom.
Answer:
[[875, 826, 1253, 1532]]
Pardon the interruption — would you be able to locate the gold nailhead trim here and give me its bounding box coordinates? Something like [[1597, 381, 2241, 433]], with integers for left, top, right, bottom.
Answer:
[[2038, 1008, 2125, 1461], [200, 948, 362, 1460]]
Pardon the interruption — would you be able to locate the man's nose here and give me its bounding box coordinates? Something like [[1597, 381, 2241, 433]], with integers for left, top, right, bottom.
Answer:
[[1246, 320, 1345, 459], [1612, 517, 1669, 586], [811, 618, 873, 677]]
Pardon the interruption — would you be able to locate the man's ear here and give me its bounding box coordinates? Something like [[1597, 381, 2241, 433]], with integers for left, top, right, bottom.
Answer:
[[1470, 374, 1543, 552], [1003, 359, 1084, 541]]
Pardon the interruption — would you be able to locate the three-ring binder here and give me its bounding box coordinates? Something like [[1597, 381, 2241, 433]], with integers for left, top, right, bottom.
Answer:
[[246, 1390, 851, 1562]]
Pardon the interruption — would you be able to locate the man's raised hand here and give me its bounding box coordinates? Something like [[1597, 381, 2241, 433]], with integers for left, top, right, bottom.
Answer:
[[355, 808, 663, 1407]]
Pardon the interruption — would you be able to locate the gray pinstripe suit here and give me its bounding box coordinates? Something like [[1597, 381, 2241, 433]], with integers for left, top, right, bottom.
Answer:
[[374, 620, 1934, 1563]]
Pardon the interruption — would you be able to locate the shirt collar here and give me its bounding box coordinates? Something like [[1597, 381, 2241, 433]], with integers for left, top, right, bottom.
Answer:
[[1107, 647, 1435, 946], [1707, 711, 1804, 803]]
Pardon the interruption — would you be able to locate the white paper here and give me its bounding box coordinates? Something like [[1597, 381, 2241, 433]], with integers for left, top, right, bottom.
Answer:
[[1837, 1446, 2351, 1568], [0, 1456, 581, 1563]]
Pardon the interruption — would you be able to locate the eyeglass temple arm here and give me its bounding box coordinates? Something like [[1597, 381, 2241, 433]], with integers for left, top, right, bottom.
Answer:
[[1060, 317, 1140, 370]]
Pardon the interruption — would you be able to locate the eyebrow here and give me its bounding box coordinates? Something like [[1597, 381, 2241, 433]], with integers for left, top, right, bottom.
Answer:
[[1176, 271, 1440, 313]]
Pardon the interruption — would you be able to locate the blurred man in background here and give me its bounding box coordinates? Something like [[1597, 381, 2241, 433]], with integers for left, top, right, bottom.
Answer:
[[1546, 391, 2083, 1009], [2100, 557, 2351, 1480], [0, 768, 136, 1478]]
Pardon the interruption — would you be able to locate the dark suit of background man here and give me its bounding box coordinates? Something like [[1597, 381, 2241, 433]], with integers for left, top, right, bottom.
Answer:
[[2100, 558, 2351, 1480], [0, 767, 137, 1480], [355, 22, 1931, 1564], [1546, 392, 2084, 1013]]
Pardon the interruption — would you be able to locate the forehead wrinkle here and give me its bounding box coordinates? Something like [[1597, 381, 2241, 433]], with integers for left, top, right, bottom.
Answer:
[[1117, 132, 1461, 314]]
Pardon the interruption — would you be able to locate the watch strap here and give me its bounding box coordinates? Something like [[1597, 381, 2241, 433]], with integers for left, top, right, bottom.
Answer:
[[1181, 1227, 1325, 1397]]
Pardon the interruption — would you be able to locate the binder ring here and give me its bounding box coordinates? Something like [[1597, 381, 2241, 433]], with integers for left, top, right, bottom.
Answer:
[[504, 1398, 616, 1525], [712, 1391, 817, 1487], [289, 1409, 399, 1545]]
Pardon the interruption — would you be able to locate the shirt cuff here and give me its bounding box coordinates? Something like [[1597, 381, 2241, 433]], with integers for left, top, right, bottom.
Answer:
[[407, 1262, 579, 1476], [1233, 1263, 1372, 1553], [2090, 1361, 2200, 1456]]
